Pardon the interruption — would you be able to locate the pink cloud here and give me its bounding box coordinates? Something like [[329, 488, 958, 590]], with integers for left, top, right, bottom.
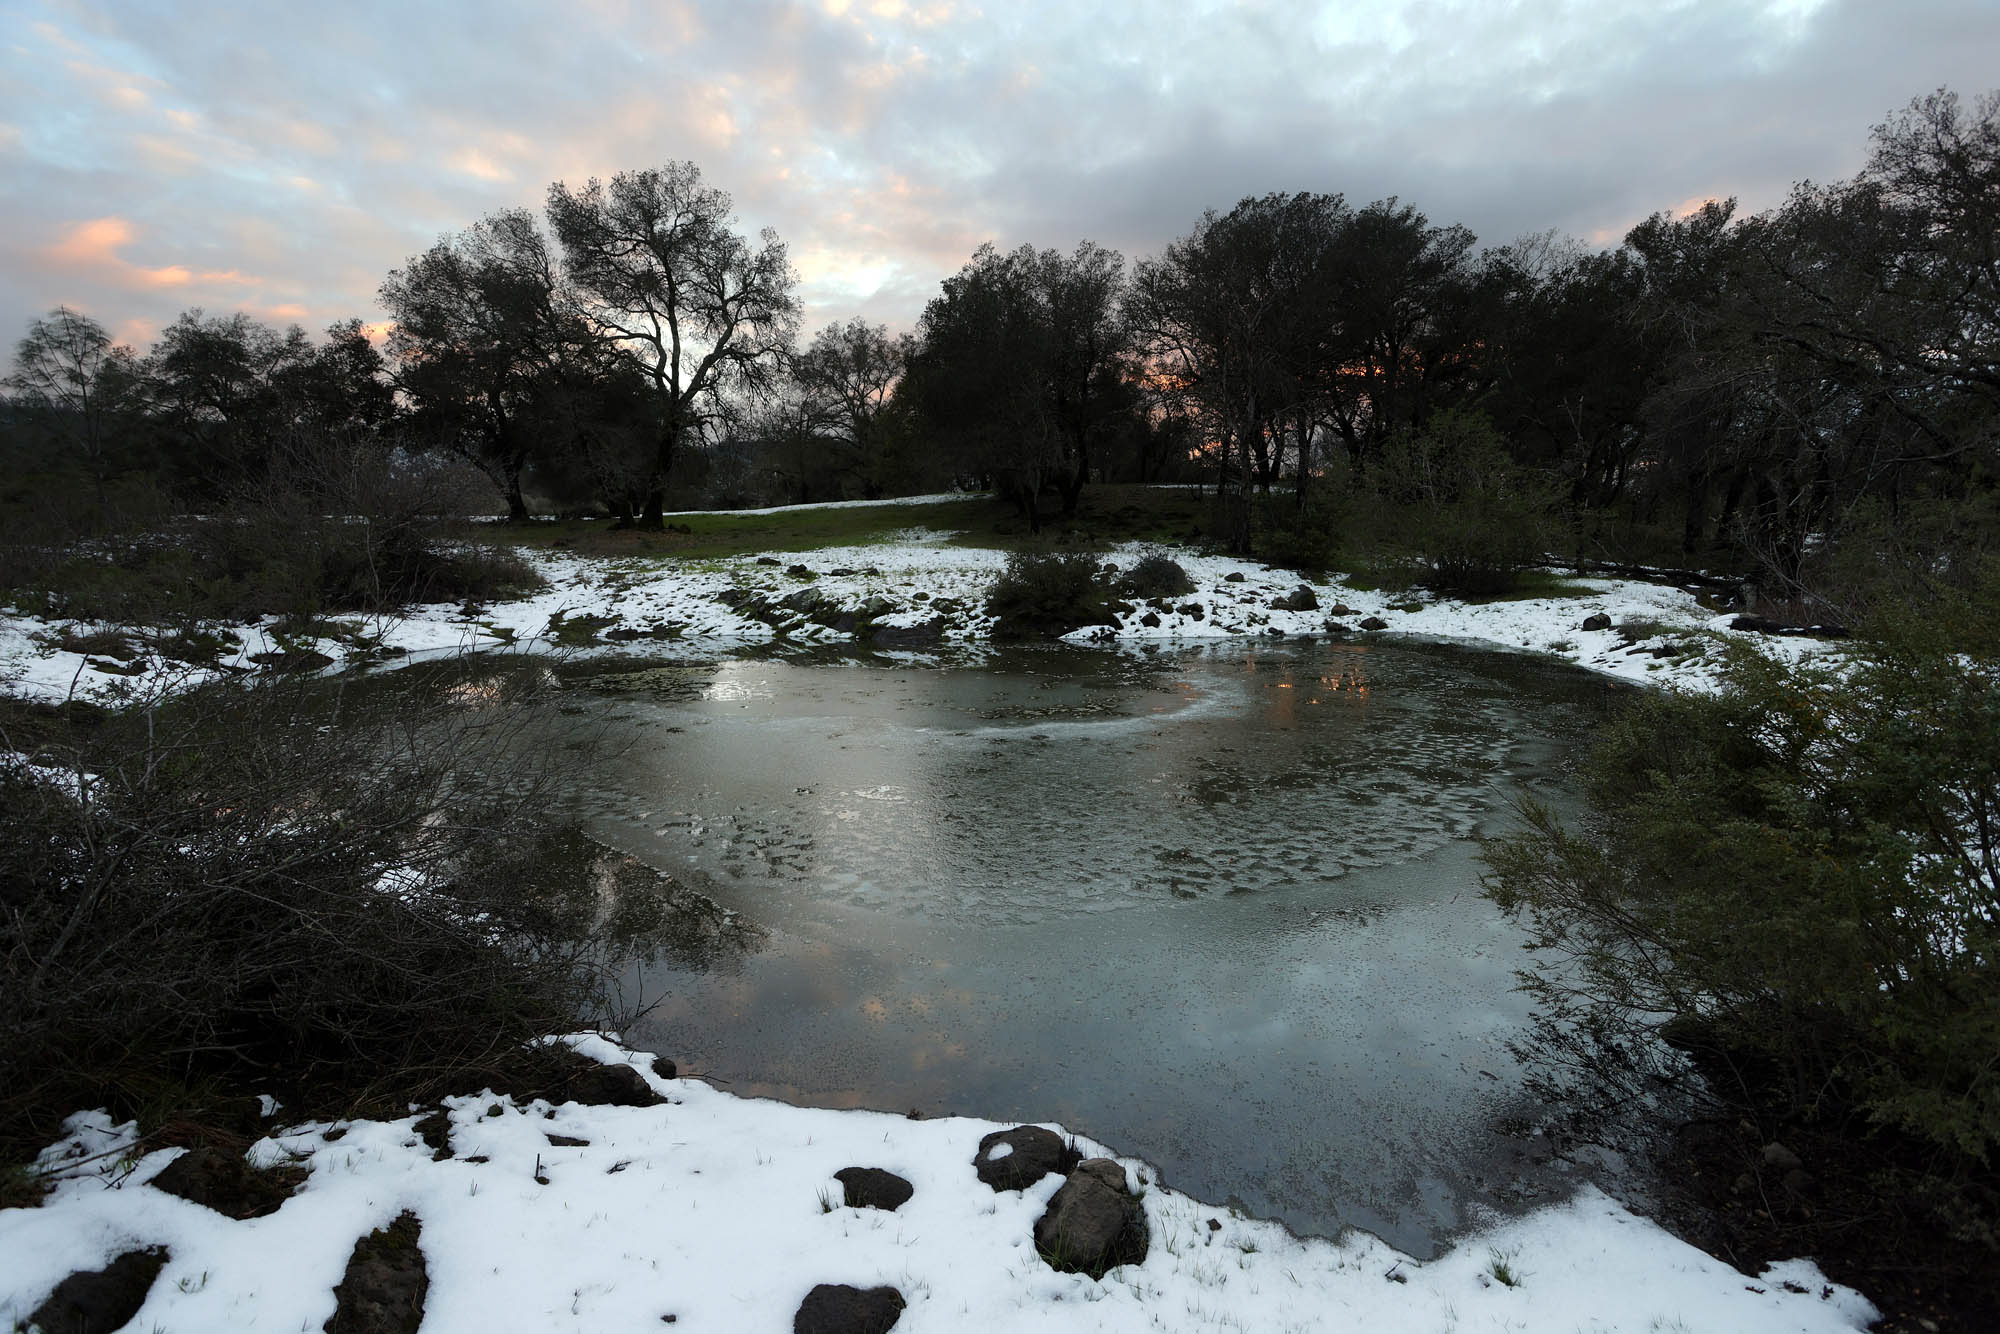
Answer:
[[42, 217, 265, 295]]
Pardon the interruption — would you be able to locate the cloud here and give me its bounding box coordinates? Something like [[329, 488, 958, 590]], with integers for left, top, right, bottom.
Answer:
[[1, 0, 1995, 350], [40, 217, 263, 296]]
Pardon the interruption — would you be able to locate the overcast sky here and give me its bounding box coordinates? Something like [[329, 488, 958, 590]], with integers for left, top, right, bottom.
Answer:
[[3, 0, 1997, 355]]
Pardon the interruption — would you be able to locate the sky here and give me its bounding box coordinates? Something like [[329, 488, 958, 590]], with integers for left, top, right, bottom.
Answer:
[[2, 0, 1997, 357]]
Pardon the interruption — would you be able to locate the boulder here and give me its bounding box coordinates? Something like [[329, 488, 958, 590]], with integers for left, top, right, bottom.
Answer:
[[1329, 603, 1355, 617], [785, 564, 815, 578], [27, 1247, 168, 1334], [872, 617, 945, 649], [1223, 571, 1246, 583], [755, 556, 782, 566], [973, 1125, 1078, 1192], [325, 1211, 427, 1334], [148, 1146, 304, 1219], [563, 1062, 665, 1108], [1271, 585, 1319, 612], [1033, 1159, 1150, 1279], [1138, 612, 1161, 628], [793, 1284, 904, 1334], [1761, 1141, 1803, 1172], [834, 1167, 914, 1212], [1580, 612, 1612, 632], [781, 588, 825, 614], [1358, 616, 1389, 631], [650, 1056, 678, 1079]]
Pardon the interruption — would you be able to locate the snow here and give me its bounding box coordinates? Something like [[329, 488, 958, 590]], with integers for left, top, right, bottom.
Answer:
[[1, 512, 1841, 706], [1, 1036, 1875, 1333], [0, 499, 1868, 1328]]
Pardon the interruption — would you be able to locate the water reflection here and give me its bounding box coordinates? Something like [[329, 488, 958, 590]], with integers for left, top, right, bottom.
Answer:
[[558, 639, 1614, 1256]]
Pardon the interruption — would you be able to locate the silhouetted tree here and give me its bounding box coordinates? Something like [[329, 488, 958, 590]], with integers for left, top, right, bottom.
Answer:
[[381, 209, 586, 520], [547, 162, 798, 526]]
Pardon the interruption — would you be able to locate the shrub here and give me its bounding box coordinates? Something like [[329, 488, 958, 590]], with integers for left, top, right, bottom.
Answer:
[[1372, 412, 1562, 596], [985, 549, 1113, 639], [1250, 493, 1342, 573], [1482, 634, 2000, 1239], [0, 660, 664, 1161], [1118, 553, 1195, 600]]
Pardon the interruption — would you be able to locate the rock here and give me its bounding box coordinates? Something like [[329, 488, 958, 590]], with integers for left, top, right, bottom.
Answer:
[[546, 1134, 590, 1147], [148, 1146, 305, 1219], [781, 588, 824, 614], [1223, 571, 1246, 583], [412, 1110, 452, 1160], [563, 1062, 665, 1108], [1139, 612, 1161, 627], [604, 627, 641, 641], [325, 1211, 427, 1334], [872, 617, 945, 649], [651, 1056, 678, 1080], [1271, 585, 1319, 612], [973, 1125, 1078, 1192], [785, 564, 814, 578], [1580, 612, 1612, 632], [756, 556, 782, 566], [1358, 616, 1389, 631], [1761, 1141, 1803, 1173], [1033, 1159, 1150, 1280], [1329, 603, 1355, 617], [829, 568, 857, 577], [834, 1166, 914, 1212], [1730, 614, 1788, 634], [27, 1246, 168, 1334], [1323, 621, 1352, 634], [793, 1283, 904, 1334]]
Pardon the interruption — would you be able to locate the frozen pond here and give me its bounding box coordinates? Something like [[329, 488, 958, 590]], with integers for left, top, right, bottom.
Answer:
[[564, 639, 1620, 1255]]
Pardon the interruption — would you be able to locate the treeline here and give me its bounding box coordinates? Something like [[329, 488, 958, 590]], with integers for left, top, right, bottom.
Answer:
[[5, 89, 1996, 625]]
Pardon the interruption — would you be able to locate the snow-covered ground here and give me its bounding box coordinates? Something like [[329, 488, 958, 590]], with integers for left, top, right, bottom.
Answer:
[[1, 508, 1863, 1330], [3, 1036, 1874, 1334], [0, 524, 1836, 706]]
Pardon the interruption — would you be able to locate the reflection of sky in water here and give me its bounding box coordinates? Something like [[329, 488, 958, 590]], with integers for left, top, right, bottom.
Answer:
[[575, 641, 1610, 1257]]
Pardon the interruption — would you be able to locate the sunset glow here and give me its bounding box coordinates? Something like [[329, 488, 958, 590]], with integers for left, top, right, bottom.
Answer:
[[1, 2, 1995, 342]]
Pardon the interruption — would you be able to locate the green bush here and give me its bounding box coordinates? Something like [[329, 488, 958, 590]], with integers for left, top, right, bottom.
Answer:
[[1250, 493, 1342, 573], [985, 549, 1113, 639], [1483, 634, 2000, 1163], [1372, 412, 1562, 596], [1118, 553, 1196, 599]]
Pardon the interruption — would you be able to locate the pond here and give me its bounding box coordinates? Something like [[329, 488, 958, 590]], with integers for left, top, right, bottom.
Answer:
[[560, 639, 1623, 1256]]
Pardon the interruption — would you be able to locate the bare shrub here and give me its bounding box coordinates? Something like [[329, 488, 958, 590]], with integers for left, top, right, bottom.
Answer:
[[0, 657, 658, 1159]]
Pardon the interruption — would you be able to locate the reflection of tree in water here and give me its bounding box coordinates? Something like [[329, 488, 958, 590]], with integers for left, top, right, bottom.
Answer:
[[529, 828, 768, 972]]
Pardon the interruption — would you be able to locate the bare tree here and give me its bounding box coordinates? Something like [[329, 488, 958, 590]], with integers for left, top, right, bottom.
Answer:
[[6, 306, 141, 495]]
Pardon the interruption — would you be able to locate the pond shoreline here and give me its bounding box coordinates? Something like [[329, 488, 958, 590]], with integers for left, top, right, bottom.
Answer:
[[1, 514, 1870, 1331], [2, 526, 1835, 707]]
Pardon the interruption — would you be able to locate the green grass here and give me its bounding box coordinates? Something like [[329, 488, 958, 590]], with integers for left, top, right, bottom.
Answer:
[[464, 485, 1214, 562], [1453, 570, 1598, 604]]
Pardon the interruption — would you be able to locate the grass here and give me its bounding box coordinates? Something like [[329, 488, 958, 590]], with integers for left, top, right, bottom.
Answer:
[[1486, 1248, 1525, 1288], [463, 485, 1213, 562]]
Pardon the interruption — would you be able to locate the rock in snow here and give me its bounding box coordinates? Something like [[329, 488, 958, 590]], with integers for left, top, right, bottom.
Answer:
[[1033, 1158, 1151, 1279], [973, 1125, 1078, 1192]]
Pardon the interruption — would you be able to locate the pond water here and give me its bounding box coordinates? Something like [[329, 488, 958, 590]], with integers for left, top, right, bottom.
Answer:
[[560, 639, 1623, 1256]]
